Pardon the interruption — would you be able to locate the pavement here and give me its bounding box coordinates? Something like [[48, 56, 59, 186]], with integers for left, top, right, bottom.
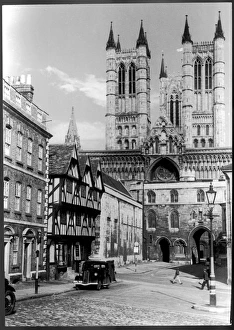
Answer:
[[12, 261, 232, 314]]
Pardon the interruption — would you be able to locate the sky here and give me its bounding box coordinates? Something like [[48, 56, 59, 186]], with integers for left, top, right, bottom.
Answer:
[[2, 2, 232, 149]]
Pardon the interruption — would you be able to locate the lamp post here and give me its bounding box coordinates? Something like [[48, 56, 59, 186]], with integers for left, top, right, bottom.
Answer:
[[206, 182, 217, 307]]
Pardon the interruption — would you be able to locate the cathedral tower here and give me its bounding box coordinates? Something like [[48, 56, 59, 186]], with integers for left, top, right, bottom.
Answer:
[[105, 21, 151, 150]]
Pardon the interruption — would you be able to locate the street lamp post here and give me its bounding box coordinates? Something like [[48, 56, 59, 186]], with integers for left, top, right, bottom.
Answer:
[[206, 182, 217, 307]]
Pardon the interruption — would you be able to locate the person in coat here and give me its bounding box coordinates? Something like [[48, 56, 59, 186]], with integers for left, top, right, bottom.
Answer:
[[170, 267, 183, 284], [201, 268, 210, 290]]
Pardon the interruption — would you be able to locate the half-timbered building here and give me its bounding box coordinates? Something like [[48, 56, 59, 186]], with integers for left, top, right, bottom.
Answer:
[[47, 144, 104, 279]]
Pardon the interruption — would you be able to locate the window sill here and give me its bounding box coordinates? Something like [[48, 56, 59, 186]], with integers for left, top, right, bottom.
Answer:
[[27, 165, 33, 171], [4, 209, 10, 213], [14, 211, 22, 215], [16, 161, 23, 167], [37, 216, 43, 219], [38, 170, 44, 176], [5, 155, 12, 162], [26, 213, 32, 217]]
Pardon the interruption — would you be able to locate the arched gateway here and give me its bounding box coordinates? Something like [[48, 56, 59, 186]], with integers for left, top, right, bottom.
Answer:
[[188, 225, 214, 264]]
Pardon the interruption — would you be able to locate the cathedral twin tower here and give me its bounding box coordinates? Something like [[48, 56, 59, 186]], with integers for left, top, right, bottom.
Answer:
[[105, 13, 226, 152]]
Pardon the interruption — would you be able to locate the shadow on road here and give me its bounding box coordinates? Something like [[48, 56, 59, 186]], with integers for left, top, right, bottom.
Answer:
[[169, 263, 227, 284]]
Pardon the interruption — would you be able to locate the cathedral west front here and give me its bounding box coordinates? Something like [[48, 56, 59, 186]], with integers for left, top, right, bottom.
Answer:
[[80, 13, 231, 266]]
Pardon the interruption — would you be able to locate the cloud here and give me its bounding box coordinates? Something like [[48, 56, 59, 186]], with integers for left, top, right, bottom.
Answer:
[[48, 120, 105, 150], [44, 66, 106, 107]]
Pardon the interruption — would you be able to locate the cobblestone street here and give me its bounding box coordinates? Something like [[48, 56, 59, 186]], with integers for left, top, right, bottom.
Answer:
[[4, 290, 230, 327], [5, 262, 231, 327]]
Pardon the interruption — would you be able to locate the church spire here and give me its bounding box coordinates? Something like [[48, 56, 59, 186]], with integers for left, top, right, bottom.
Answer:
[[116, 34, 121, 52], [214, 11, 225, 40], [136, 20, 147, 48], [65, 107, 81, 150], [159, 52, 167, 78], [145, 32, 151, 59], [106, 22, 116, 50], [182, 15, 193, 44]]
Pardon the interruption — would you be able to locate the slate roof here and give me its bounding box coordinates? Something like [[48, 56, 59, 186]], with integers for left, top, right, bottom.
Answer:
[[101, 172, 132, 198], [49, 144, 75, 176], [78, 155, 88, 177]]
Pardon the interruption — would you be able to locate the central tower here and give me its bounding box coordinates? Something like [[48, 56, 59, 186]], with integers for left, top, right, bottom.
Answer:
[[105, 21, 151, 150]]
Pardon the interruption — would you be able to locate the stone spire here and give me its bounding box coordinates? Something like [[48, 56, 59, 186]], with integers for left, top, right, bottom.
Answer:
[[159, 52, 167, 79], [65, 107, 81, 150], [116, 34, 121, 52], [106, 22, 116, 50], [182, 15, 193, 44], [214, 11, 225, 40], [145, 32, 151, 59], [136, 20, 147, 48]]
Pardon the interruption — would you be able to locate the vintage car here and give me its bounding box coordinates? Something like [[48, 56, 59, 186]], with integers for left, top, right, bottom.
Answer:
[[73, 260, 115, 290]]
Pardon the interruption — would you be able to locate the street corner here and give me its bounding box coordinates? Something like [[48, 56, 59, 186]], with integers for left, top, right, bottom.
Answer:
[[192, 304, 230, 314]]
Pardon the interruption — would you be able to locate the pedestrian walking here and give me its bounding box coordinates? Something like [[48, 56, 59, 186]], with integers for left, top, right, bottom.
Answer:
[[170, 267, 183, 284], [200, 268, 210, 290]]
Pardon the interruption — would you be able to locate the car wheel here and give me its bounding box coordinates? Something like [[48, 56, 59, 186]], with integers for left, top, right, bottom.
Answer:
[[5, 290, 16, 316], [97, 281, 102, 291]]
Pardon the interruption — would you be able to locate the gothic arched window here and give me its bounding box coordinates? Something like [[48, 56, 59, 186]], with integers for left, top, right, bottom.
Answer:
[[155, 137, 159, 153], [124, 139, 129, 149], [194, 139, 198, 148], [125, 126, 129, 135], [117, 140, 122, 149], [170, 189, 178, 203], [197, 125, 201, 136], [170, 96, 173, 124], [201, 139, 205, 147], [129, 63, 136, 95], [205, 57, 212, 89], [148, 210, 156, 228], [132, 139, 136, 149], [170, 210, 179, 228], [118, 126, 122, 136], [118, 63, 125, 96], [208, 139, 213, 147], [175, 96, 179, 126], [169, 136, 173, 153], [194, 58, 201, 90], [206, 125, 209, 135], [197, 189, 205, 202], [147, 190, 156, 203]]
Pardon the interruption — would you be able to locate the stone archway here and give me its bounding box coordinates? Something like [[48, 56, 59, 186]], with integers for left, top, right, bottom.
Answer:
[[157, 237, 171, 262], [188, 225, 213, 264]]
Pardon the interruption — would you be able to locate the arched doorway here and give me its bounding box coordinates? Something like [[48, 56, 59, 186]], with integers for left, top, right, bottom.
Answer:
[[4, 226, 15, 279], [159, 238, 170, 262], [189, 226, 213, 264], [22, 228, 35, 281]]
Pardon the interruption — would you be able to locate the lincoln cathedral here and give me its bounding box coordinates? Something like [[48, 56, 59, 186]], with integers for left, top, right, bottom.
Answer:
[[81, 12, 231, 266]]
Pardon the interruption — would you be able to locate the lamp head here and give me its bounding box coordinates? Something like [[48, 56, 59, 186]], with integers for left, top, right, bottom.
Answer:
[[206, 182, 217, 206]]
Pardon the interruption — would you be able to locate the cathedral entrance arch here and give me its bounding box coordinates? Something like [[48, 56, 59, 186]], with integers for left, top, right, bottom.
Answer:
[[158, 237, 171, 262], [188, 226, 214, 264]]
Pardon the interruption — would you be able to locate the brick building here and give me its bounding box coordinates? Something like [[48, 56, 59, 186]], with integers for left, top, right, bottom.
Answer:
[[3, 75, 52, 282]]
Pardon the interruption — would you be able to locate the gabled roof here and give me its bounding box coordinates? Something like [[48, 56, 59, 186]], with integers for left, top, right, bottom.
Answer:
[[101, 172, 132, 198], [49, 144, 76, 176], [78, 154, 89, 177]]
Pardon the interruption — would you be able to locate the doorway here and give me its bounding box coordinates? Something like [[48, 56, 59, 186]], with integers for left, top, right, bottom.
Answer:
[[159, 238, 170, 262]]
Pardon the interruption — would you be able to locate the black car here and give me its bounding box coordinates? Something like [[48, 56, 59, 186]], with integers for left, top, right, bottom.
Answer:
[[73, 260, 115, 290]]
